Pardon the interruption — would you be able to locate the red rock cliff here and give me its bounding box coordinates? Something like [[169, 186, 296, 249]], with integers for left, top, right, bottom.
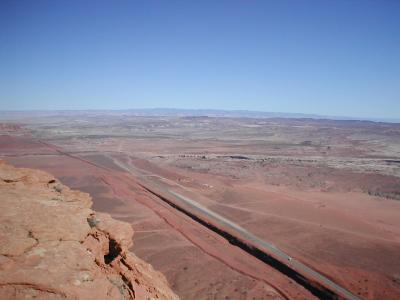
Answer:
[[0, 161, 179, 300]]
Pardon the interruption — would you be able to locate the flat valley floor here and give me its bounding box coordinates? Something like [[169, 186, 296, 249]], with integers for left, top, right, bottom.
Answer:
[[1, 114, 400, 299]]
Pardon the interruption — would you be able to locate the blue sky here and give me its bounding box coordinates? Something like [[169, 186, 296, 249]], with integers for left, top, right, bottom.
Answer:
[[0, 0, 399, 119]]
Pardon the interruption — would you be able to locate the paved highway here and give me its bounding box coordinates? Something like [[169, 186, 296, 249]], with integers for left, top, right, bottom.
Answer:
[[111, 156, 360, 300], [164, 189, 359, 300]]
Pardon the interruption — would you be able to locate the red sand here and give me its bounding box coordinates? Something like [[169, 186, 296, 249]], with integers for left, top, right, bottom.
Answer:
[[2, 125, 400, 299], [116, 154, 400, 299], [2, 145, 306, 299]]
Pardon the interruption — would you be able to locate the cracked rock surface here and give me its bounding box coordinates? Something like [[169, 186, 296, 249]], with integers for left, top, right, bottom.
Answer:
[[0, 161, 179, 300]]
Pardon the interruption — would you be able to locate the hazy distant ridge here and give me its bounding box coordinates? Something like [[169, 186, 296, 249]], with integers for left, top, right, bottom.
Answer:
[[0, 108, 399, 123]]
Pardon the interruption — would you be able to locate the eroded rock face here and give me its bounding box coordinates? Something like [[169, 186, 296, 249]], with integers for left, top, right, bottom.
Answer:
[[0, 161, 179, 300]]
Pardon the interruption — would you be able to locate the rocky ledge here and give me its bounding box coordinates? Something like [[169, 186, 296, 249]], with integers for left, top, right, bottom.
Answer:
[[0, 161, 179, 300]]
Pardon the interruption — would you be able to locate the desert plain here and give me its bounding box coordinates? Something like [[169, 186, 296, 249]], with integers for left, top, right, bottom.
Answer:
[[1, 111, 399, 300]]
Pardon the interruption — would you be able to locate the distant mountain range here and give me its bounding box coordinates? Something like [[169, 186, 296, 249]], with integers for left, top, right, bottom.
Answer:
[[0, 108, 399, 123]]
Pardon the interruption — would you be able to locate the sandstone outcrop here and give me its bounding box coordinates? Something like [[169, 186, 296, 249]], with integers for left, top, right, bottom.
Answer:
[[0, 161, 179, 300]]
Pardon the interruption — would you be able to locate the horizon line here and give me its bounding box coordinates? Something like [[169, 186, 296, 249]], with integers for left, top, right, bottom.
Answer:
[[0, 107, 399, 124]]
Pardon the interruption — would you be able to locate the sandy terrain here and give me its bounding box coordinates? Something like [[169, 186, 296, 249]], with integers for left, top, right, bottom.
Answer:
[[1, 113, 399, 299]]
